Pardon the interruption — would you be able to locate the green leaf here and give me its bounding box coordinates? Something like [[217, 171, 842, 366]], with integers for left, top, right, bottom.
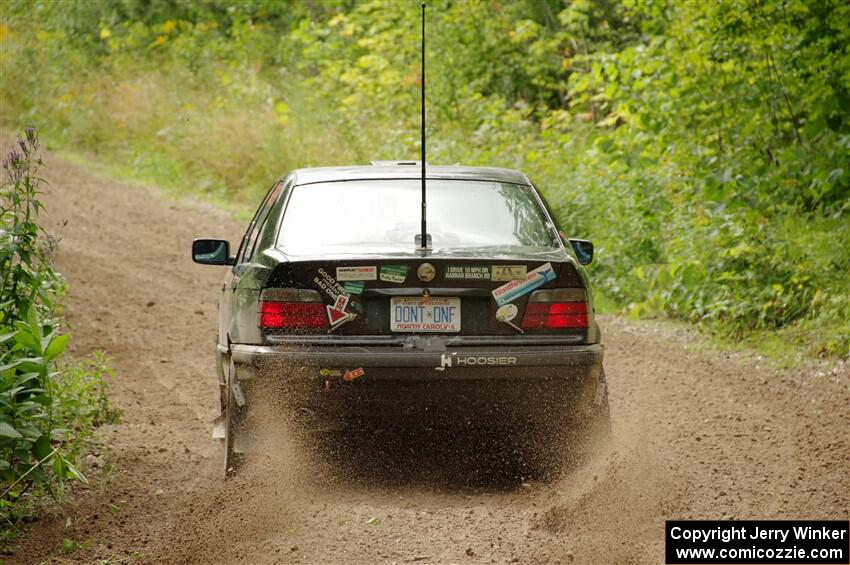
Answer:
[[16, 424, 42, 439], [62, 458, 87, 483], [12, 324, 41, 353], [0, 422, 23, 439], [0, 330, 18, 344], [26, 305, 42, 341], [44, 333, 69, 362], [32, 434, 52, 460], [52, 455, 64, 479]]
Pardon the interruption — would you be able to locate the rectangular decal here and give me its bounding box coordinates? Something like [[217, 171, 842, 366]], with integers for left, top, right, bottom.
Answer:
[[445, 265, 490, 280], [491, 265, 527, 281], [336, 266, 377, 281], [343, 281, 364, 294], [379, 264, 409, 283], [492, 262, 556, 306], [438, 353, 517, 369]]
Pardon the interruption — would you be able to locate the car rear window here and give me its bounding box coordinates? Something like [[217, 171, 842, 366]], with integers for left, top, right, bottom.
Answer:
[[276, 179, 559, 255]]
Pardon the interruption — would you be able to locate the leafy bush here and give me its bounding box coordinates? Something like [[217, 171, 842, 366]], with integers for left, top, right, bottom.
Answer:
[[0, 0, 847, 358], [0, 129, 119, 533]]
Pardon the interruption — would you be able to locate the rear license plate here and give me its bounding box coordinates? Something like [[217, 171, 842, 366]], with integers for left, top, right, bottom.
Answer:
[[390, 297, 461, 332]]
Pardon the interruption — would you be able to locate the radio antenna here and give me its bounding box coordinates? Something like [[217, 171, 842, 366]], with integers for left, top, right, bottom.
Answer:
[[418, 2, 429, 251]]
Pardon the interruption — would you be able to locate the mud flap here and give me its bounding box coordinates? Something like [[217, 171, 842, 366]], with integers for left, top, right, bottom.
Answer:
[[593, 369, 607, 407], [212, 414, 226, 440], [230, 380, 247, 407]]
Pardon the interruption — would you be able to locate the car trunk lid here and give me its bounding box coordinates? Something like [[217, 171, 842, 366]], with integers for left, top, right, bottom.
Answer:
[[264, 253, 585, 337]]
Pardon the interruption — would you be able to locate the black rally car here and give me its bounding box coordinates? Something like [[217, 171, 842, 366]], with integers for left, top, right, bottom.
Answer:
[[193, 163, 609, 475]]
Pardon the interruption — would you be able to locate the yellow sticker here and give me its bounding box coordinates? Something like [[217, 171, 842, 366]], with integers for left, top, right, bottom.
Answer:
[[491, 265, 527, 281]]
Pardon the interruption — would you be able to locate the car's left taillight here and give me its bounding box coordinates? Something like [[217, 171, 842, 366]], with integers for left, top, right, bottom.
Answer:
[[258, 288, 328, 330], [520, 288, 589, 330]]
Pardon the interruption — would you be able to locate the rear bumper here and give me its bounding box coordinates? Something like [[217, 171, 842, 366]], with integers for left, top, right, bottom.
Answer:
[[228, 343, 604, 429], [230, 343, 603, 377]]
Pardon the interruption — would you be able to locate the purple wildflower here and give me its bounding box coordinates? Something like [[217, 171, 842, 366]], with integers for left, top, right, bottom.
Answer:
[[2, 148, 25, 183], [24, 127, 39, 151]]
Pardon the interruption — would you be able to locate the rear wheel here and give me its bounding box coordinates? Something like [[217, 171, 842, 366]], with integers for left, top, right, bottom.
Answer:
[[532, 367, 612, 476], [571, 366, 612, 459]]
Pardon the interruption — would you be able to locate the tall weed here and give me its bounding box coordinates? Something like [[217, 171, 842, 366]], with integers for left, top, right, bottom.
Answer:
[[0, 129, 119, 534]]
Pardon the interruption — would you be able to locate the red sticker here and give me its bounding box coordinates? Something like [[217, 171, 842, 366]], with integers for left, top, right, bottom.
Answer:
[[326, 304, 353, 327], [343, 367, 365, 382]]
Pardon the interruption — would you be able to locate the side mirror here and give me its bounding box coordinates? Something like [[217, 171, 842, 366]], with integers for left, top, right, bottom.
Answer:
[[192, 239, 234, 266], [569, 238, 594, 265]]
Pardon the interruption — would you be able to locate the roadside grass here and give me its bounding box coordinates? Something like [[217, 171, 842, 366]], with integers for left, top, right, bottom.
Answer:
[[55, 147, 255, 223]]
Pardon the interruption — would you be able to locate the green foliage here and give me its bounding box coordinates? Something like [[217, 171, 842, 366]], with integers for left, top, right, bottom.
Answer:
[[0, 129, 120, 533], [0, 0, 847, 358]]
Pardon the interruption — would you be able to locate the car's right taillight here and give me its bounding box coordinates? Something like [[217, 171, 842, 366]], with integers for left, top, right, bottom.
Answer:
[[520, 288, 588, 330], [258, 288, 328, 330]]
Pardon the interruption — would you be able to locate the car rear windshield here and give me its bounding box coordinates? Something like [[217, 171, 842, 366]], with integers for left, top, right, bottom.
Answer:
[[276, 179, 559, 255]]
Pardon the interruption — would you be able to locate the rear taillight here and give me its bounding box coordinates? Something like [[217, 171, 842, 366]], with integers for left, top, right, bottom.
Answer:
[[258, 289, 328, 330], [520, 288, 588, 330]]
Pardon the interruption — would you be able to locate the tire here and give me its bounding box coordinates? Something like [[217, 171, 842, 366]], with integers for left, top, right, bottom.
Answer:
[[531, 367, 612, 477], [574, 367, 612, 458]]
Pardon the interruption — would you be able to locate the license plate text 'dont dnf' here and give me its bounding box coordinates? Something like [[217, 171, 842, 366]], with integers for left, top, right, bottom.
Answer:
[[390, 297, 461, 332]]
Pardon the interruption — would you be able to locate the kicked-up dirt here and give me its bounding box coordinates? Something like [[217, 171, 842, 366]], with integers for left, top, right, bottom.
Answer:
[[3, 136, 848, 564]]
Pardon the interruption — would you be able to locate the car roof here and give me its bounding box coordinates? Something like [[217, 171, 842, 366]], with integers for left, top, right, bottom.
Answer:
[[288, 164, 531, 187]]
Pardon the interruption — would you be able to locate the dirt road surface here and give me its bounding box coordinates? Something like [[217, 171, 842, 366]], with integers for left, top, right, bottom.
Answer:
[[5, 137, 848, 564]]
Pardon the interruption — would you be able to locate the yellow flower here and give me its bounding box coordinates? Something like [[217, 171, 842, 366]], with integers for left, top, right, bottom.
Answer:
[[100, 27, 111, 39], [150, 35, 168, 48], [162, 20, 176, 34]]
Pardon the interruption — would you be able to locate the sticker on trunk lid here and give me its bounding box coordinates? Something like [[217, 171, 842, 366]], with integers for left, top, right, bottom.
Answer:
[[417, 263, 436, 282], [491, 265, 527, 281], [326, 295, 354, 327], [313, 268, 355, 327], [314, 268, 348, 302], [496, 304, 523, 333], [380, 264, 409, 283], [491, 263, 556, 306], [336, 266, 377, 281], [343, 281, 364, 294], [445, 265, 490, 280]]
